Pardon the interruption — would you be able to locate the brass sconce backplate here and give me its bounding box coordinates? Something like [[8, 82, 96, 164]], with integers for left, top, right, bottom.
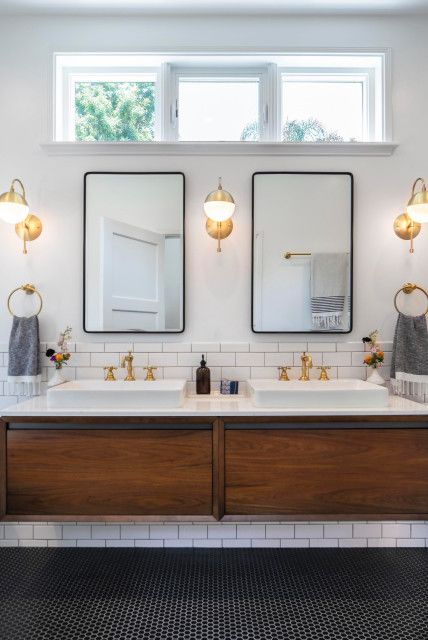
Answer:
[[205, 217, 233, 240], [15, 214, 42, 254], [393, 212, 421, 240], [393, 212, 421, 253]]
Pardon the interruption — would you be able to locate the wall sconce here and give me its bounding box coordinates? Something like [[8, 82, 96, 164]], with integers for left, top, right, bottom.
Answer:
[[407, 177, 428, 223], [204, 178, 235, 252], [393, 212, 421, 254], [0, 178, 42, 254]]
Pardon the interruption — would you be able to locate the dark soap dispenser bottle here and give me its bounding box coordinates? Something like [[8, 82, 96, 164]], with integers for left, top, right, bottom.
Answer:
[[196, 355, 211, 395]]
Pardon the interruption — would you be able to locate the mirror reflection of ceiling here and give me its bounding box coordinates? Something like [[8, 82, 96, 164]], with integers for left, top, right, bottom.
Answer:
[[1, 0, 427, 14]]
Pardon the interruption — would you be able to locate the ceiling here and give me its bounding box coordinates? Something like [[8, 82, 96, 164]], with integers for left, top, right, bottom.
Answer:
[[0, 0, 427, 15]]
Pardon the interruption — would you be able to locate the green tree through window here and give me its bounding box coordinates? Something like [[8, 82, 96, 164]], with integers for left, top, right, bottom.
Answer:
[[75, 82, 155, 141]]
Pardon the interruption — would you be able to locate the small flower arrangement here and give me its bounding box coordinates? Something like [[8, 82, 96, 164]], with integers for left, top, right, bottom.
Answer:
[[362, 330, 384, 369], [46, 327, 73, 370], [45, 349, 71, 370]]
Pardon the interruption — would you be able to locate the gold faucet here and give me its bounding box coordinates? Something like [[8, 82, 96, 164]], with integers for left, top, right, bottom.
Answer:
[[121, 351, 135, 381], [143, 366, 157, 381], [103, 366, 117, 381], [317, 366, 331, 381], [277, 366, 291, 381], [299, 352, 313, 381]]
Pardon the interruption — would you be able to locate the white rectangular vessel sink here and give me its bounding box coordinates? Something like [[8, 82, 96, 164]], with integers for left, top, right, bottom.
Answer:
[[47, 379, 187, 409], [247, 379, 389, 409]]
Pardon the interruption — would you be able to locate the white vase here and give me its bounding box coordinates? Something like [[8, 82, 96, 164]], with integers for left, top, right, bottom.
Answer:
[[367, 368, 385, 385], [48, 367, 66, 388]]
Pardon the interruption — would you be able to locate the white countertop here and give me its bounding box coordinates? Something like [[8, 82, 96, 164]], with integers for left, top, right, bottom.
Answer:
[[1, 393, 427, 418]]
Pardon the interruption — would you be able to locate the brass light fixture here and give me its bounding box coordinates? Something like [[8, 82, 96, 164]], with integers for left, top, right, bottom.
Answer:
[[407, 177, 428, 223], [0, 178, 42, 253], [0, 179, 29, 224], [204, 177, 235, 252], [393, 212, 421, 254]]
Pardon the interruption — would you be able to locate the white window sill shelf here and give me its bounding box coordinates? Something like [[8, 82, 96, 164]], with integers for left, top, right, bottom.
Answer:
[[41, 141, 397, 157]]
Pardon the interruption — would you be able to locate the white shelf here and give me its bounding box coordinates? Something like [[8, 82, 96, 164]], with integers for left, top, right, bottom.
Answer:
[[40, 141, 398, 157]]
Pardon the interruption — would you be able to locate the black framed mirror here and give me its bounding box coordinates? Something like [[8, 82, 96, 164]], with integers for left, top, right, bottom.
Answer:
[[252, 171, 353, 333], [84, 172, 185, 333]]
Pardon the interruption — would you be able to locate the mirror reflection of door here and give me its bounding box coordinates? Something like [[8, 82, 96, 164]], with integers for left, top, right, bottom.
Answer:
[[85, 173, 184, 333], [102, 218, 165, 331], [252, 172, 352, 334]]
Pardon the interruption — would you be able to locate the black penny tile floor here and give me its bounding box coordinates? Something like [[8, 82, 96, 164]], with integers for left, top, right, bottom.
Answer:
[[0, 548, 427, 639]]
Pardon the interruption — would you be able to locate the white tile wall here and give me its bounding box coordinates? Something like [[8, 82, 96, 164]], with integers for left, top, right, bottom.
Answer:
[[1, 521, 426, 548], [0, 339, 395, 399], [0, 338, 408, 547]]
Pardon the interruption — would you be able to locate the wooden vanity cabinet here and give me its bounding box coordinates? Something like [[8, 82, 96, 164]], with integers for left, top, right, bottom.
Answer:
[[2, 415, 428, 521], [224, 419, 428, 519], [3, 419, 215, 519]]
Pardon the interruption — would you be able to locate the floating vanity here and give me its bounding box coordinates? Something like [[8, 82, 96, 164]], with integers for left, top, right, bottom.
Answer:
[[1, 387, 428, 523]]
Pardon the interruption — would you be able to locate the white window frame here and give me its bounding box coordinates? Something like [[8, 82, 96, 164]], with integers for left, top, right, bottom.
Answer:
[[280, 67, 378, 142], [51, 50, 392, 154], [166, 64, 276, 142], [56, 65, 160, 141]]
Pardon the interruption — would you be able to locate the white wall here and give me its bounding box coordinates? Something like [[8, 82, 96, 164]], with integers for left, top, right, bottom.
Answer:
[[0, 14, 427, 344]]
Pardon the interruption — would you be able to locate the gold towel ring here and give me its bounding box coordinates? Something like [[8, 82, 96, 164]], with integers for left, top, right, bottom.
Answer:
[[7, 283, 43, 317], [393, 282, 428, 316]]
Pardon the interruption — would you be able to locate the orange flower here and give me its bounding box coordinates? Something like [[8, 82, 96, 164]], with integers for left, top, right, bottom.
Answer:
[[364, 356, 371, 364], [377, 351, 384, 358], [55, 353, 63, 362]]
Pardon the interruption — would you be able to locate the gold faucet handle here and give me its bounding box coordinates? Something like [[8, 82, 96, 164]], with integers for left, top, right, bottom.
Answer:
[[317, 366, 331, 381], [103, 366, 117, 381], [277, 366, 292, 381], [144, 366, 158, 381]]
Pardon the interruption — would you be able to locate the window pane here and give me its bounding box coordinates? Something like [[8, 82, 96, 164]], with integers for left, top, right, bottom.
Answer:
[[75, 81, 155, 141], [178, 78, 260, 141], [282, 79, 364, 142]]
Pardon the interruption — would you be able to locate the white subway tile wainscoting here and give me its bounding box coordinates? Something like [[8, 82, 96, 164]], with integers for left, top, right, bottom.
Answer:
[[1, 521, 427, 548]]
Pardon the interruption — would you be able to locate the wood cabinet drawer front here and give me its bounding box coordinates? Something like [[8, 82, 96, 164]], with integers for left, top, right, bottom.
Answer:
[[225, 429, 428, 517], [7, 429, 212, 516]]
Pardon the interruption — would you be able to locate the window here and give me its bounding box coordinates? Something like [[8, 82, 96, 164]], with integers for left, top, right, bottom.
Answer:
[[177, 74, 261, 141], [54, 53, 388, 144]]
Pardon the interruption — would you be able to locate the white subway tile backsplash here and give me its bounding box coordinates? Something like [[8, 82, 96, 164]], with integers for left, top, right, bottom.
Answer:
[[265, 353, 294, 367], [19, 540, 48, 547], [250, 367, 278, 379], [133, 342, 162, 352], [252, 539, 281, 548], [279, 342, 307, 352], [203, 353, 236, 367], [324, 524, 353, 538], [352, 352, 367, 367], [135, 540, 164, 548], [192, 342, 220, 353], [163, 343, 191, 352], [105, 343, 133, 353], [148, 353, 177, 366], [193, 539, 223, 548], [106, 540, 135, 547], [220, 367, 251, 381], [91, 353, 120, 367], [307, 342, 336, 352], [236, 353, 264, 367], [221, 343, 249, 352], [337, 342, 364, 352], [397, 538, 425, 547], [281, 539, 309, 548], [323, 352, 352, 367], [223, 539, 251, 548], [310, 539, 338, 548], [76, 342, 104, 353], [250, 343, 278, 352]]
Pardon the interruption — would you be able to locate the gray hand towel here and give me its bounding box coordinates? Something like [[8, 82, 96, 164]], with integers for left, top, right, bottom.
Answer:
[[390, 312, 428, 399], [8, 315, 41, 396], [310, 253, 349, 330]]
